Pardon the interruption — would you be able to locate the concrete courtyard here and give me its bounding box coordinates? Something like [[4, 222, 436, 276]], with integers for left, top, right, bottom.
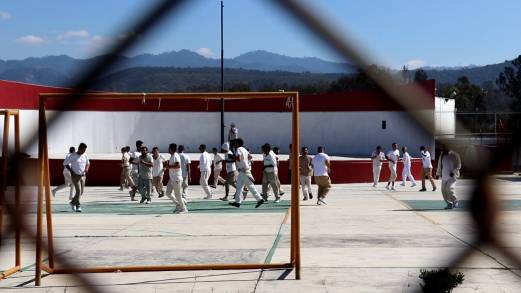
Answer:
[[1, 177, 521, 292]]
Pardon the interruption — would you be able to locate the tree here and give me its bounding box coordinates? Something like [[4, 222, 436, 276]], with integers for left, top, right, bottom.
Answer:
[[497, 55, 521, 111], [414, 69, 428, 82], [444, 76, 486, 112], [328, 64, 384, 92]]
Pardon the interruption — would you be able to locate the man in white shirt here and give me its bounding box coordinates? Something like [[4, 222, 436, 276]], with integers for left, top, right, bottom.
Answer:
[[311, 146, 331, 205], [419, 145, 437, 192], [370, 145, 385, 187], [129, 140, 144, 201], [261, 143, 280, 203], [229, 138, 265, 208], [198, 144, 213, 199], [178, 145, 191, 199], [400, 146, 417, 187], [165, 143, 188, 213], [385, 143, 400, 191], [151, 147, 166, 198], [436, 145, 461, 209], [63, 143, 90, 212], [52, 146, 75, 200], [219, 142, 238, 201], [211, 147, 226, 188]]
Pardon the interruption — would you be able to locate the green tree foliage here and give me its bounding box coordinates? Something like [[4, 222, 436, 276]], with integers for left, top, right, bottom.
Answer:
[[444, 76, 486, 112], [328, 65, 385, 92], [497, 55, 521, 111], [414, 69, 428, 82]]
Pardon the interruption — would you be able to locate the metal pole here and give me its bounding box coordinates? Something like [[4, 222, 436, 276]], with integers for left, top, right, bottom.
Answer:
[[220, 0, 225, 145], [43, 111, 55, 269], [36, 101, 45, 286], [292, 93, 301, 280]]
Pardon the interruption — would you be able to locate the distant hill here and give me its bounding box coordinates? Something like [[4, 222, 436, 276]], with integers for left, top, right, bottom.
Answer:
[[422, 61, 513, 85], [92, 67, 342, 92], [0, 50, 518, 89]]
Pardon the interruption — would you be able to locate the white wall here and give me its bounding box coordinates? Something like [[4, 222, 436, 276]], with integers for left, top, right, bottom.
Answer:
[[435, 97, 456, 138], [0, 110, 434, 157]]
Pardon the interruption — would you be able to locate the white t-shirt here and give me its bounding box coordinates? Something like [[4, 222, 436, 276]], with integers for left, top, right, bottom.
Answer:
[[63, 153, 72, 174], [371, 151, 385, 166], [441, 154, 453, 180], [168, 153, 183, 180], [213, 153, 224, 170], [63, 152, 90, 176], [402, 152, 412, 166], [263, 151, 278, 173], [130, 150, 140, 173], [225, 151, 237, 173], [387, 149, 400, 165], [179, 153, 191, 177], [199, 151, 212, 172], [152, 155, 165, 177], [236, 147, 250, 171], [311, 152, 330, 176], [421, 150, 433, 168]]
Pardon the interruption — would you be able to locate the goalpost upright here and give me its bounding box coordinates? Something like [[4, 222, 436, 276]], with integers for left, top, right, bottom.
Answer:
[[0, 109, 21, 280], [35, 91, 301, 286]]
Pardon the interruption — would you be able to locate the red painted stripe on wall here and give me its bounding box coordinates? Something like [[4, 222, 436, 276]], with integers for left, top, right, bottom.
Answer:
[[44, 158, 425, 186], [1, 79, 435, 112]]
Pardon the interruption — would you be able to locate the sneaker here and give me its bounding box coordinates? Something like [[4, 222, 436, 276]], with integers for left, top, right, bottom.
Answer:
[[419, 188, 427, 192], [228, 202, 241, 208], [279, 191, 285, 196], [158, 193, 164, 198], [303, 197, 309, 201], [411, 183, 417, 187], [203, 195, 213, 200], [399, 183, 405, 187], [52, 189, 57, 198], [210, 185, 217, 189], [140, 198, 146, 203], [261, 194, 268, 201], [219, 196, 228, 201], [309, 193, 313, 199], [75, 206, 82, 212], [390, 187, 396, 191], [118, 187, 124, 191], [146, 199, 151, 204], [69, 202, 76, 212], [316, 200, 322, 206], [433, 186, 437, 192], [317, 197, 327, 205], [453, 200, 459, 208], [372, 183, 377, 187], [176, 210, 188, 214], [255, 199, 265, 208], [385, 185, 390, 190], [444, 203, 454, 210], [274, 198, 281, 203], [242, 193, 248, 200]]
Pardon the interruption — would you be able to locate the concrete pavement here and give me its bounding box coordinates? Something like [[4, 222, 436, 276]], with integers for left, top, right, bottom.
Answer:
[[1, 177, 521, 292]]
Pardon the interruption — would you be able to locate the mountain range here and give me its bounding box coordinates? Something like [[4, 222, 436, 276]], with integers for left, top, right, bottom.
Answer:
[[0, 49, 517, 89]]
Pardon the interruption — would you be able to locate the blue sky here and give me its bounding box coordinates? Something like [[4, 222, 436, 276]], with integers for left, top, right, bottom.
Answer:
[[1, 0, 520, 69]]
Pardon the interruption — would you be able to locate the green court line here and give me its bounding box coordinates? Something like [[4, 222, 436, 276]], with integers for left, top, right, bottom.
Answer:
[[264, 221, 287, 264], [48, 200, 291, 214], [402, 200, 521, 211]]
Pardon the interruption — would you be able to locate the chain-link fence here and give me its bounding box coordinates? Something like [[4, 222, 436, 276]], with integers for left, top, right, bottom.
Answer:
[[1, 0, 521, 291]]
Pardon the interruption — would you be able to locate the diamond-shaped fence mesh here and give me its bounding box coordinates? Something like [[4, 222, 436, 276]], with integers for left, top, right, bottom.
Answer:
[[1, 0, 521, 291]]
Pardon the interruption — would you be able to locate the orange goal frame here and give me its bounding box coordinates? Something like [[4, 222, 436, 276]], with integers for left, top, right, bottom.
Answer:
[[35, 92, 301, 286], [0, 110, 21, 281]]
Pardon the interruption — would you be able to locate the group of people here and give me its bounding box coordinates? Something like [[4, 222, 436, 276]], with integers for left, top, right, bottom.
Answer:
[[371, 142, 462, 209], [53, 137, 333, 213]]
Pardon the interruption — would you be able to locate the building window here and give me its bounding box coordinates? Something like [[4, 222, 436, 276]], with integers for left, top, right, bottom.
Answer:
[[382, 120, 386, 129]]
